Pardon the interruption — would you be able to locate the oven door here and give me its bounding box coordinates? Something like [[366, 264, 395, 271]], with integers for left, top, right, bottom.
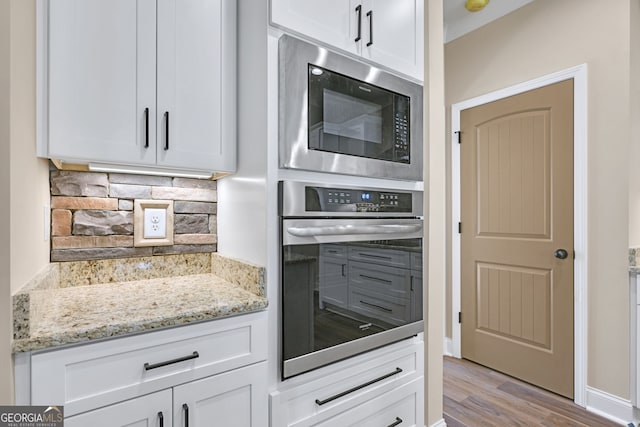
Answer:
[[281, 217, 424, 379]]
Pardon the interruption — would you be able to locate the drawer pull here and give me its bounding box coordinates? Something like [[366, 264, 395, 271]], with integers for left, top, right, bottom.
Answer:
[[183, 403, 190, 427], [388, 417, 403, 427], [144, 351, 199, 371], [158, 412, 164, 427], [358, 252, 392, 260], [359, 274, 393, 284], [360, 300, 392, 313], [314, 367, 402, 406]]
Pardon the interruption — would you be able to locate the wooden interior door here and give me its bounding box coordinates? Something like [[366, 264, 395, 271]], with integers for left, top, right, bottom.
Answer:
[[460, 79, 574, 398]]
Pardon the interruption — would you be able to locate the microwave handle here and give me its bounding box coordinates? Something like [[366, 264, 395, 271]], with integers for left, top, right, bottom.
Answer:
[[287, 224, 422, 238]]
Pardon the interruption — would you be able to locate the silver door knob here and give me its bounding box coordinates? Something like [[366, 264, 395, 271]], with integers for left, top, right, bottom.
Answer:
[[554, 249, 568, 259]]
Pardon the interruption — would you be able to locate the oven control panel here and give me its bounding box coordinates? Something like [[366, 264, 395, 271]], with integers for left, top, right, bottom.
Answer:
[[305, 186, 412, 213]]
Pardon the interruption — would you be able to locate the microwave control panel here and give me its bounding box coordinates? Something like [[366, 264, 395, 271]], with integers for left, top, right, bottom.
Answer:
[[305, 186, 412, 213]]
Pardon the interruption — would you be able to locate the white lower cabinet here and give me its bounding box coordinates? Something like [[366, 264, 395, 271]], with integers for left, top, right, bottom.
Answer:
[[312, 377, 421, 427], [270, 338, 424, 427], [65, 362, 267, 427], [174, 363, 267, 427], [21, 312, 268, 426], [65, 389, 172, 427]]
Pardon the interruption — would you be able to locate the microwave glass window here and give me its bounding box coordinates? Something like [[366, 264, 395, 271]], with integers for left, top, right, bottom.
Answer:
[[308, 65, 411, 164]]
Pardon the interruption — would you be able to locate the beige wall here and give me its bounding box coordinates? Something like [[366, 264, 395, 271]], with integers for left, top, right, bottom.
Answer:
[[445, 0, 631, 398], [630, 0, 640, 247], [425, 2, 445, 425], [0, 0, 13, 405], [1, 0, 51, 402], [10, 0, 50, 295]]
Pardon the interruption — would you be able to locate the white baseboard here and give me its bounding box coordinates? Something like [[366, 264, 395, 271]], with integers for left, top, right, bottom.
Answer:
[[429, 418, 446, 427], [585, 386, 635, 425], [444, 337, 453, 357]]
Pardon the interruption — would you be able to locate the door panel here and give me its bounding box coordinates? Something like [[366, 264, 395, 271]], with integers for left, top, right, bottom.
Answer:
[[476, 111, 550, 238], [461, 79, 574, 398]]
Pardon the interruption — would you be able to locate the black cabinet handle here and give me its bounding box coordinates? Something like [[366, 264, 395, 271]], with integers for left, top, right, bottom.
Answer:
[[144, 351, 199, 371], [158, 412, 164, 427], [183, 404, 189, 427], [360, 300, 392, 313], [144, 108, 149, 148], [388, 417, 403, 427], [315, 367, 402, 406], [359, 274, 393, 284], [341, 264, 346, 277], [366, 10, 373, 46], [355, 5, 362, 42], [164, 111, 170, 150]]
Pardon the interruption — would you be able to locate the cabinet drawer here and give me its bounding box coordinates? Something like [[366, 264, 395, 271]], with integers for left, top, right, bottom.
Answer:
[[349, 287, 411, 326], [321, 244, 348, 258], [31, 311, 267, 417], [270, 340, 423, 427], [348, 246, 410, 269], [312, 376, 422, 427], [349, 261, 410, 298]]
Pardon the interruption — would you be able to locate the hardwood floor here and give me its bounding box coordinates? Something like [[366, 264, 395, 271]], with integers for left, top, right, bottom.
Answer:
[[444, 356, 622, 427]]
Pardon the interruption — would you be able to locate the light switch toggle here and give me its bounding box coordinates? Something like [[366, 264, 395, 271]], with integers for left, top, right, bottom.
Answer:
[[144, 208, 167, 239]]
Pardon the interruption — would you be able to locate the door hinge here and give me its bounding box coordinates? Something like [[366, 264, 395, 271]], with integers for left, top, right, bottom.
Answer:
[[458, 222, 462, 234], [455, 131, 461, 144], [458, 312, 462, 324]]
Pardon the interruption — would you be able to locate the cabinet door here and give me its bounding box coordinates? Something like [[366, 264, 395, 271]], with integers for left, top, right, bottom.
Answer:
[[319, 255, 349, 309], [174, 362, 267, 427], [65, 389, 171, 427], [157, 0, 236, 172], [271, 0, 360, 56], [410, 270, 423, 322], [361, 0, 424, 79], [47, 0, 156, 165]]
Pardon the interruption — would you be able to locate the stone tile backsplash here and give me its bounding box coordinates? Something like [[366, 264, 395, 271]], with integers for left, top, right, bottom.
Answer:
[[50, 170, 217, 262]]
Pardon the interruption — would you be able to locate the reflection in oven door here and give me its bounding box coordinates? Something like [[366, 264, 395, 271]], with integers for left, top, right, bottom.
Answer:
[[282, 238, 423, 372]]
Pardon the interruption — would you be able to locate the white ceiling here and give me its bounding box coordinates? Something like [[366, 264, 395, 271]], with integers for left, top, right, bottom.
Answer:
[[443, 0, 536, 43]]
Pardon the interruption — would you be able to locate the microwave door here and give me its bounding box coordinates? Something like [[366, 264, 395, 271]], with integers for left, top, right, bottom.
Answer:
[[308, 67, 397, 161]]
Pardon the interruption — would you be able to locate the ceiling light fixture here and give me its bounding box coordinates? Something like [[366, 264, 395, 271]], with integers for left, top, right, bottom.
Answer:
[[465, 0, 489, 12]]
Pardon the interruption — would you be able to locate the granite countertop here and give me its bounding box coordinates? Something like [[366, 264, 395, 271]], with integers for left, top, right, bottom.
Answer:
[[13, 253, 267, 353]]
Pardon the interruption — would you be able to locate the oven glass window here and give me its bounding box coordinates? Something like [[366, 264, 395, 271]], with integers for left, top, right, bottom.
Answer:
[[307, 65, 410, 163], [282, 239, 423, 361]]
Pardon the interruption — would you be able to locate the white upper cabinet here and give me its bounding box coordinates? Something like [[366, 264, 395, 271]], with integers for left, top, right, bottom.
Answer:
[[270, 0, 424, 80], [39, 0, 236, 175], [46, 0, 157, 166], [360, 0, 424, 79], [156, 0, 235, 171]]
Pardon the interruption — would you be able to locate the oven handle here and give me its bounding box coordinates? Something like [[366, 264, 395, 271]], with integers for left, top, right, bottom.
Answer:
[[286, 224, 422, 238]]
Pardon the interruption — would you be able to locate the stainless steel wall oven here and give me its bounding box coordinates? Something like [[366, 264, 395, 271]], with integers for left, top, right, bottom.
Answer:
[[279, 35, 423, 181], [280, 181, 424, 379]]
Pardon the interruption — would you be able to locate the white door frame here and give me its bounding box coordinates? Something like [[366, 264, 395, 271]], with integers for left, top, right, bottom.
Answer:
[[450, 64, 588, 406]]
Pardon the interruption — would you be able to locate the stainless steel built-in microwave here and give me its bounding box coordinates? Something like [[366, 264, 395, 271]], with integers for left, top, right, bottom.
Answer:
[[279, 35, 424, 181]]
